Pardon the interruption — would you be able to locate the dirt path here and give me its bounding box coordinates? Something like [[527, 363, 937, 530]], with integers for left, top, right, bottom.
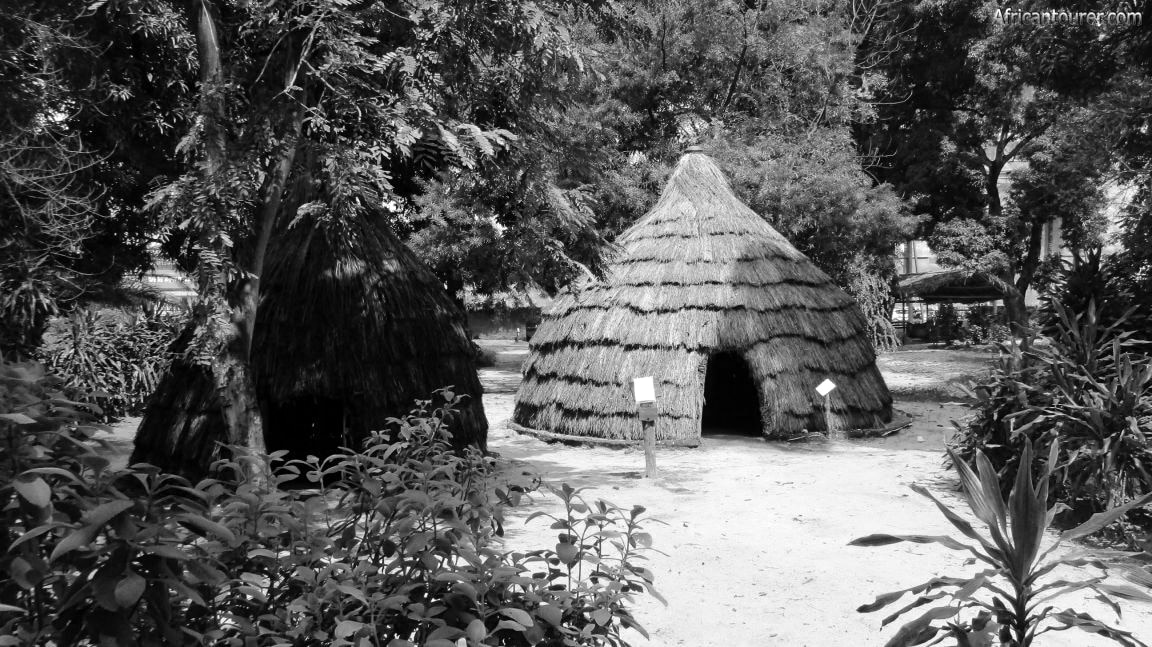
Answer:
[[478, 340, 1152, 646]]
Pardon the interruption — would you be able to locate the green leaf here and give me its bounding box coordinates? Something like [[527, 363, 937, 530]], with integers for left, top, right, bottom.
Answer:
[[949, 449, 1003, 530], [882, 609, 947, 647], [82, 499, 135, 528], [536, 604, 563, 626], [495, 619, 526, 632], [9, 522, 64, 551], [0, 413, 37, 425], [850, 533, 989, 564], [51, 524, 97, 562], [591, 607, 612, 626], [115, 571, 146, 608], [335, 620, 364, 639], [909, 484, 1003, 564], [425, 627, 464, 642], [1095, 583, 1152, 604], [880, 591, 949, 628], [1061, 492, 1152, 542], [14, 476, 51, 507], [466, 619, 487, 642], [556, 542, 579, 564], [0, 604, 26, 614], [1046, 609, 1150, 647], [500, 608, 534, 627], [1008, 439, 1045, 573], [974, 452, 1008, 529], [51, 499, 134, 561], [23, 466, 86, 486], [858, 589, 913, 613], [174, 513, 236, 545]]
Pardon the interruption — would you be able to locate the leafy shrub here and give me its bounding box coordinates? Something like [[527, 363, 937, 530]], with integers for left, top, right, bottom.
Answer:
[[965, 305, 1010, 346], [929, 303, 965, 346], [952, 301, 1152, 526], [0, 377, 661, 646], [1042, 247, 1146, 342], [853, 439, 1152, 647], [38, 307, 182, 418]]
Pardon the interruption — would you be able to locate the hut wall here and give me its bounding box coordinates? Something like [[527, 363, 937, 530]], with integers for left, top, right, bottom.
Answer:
[[513, 151, 892, 443], [133, 215, 487, 479]]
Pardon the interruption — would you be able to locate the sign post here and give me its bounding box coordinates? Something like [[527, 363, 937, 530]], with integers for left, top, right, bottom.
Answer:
[[633, 377, 658, 478], [815, 379, 837, 435]]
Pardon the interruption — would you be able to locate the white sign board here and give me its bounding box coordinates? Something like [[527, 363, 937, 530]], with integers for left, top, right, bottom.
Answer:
[[815, 379, 837, 397], [633, 376, 655, 403]]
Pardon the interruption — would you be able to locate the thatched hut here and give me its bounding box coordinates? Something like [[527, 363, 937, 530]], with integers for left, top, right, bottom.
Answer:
[[512, 149, 891, 445], [131, 214, 486, 477]]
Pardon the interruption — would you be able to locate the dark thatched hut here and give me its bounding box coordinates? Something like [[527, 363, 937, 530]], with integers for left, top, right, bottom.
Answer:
[[131, 215, 486, 477], [512, 150, 891, 445]]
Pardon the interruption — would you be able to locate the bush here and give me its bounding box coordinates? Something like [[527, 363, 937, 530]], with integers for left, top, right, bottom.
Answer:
[[853, 438, 1152, 647], [38, 307, 182, 419], [0, 373, 661, 647], [1042, 247, 1150, 353], [952, 301, 1152, 527], [928, 303, 965, 346], [964, 305, 1010, 346]]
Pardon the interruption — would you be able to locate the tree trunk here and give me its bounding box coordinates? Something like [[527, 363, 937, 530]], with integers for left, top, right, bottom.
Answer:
[[1002, 284, 1031, 352], [1001, 209, 1047, 353], [212, 335, 266, 465], [194, 0, 268, 471], [985, 158, 1005, 218]]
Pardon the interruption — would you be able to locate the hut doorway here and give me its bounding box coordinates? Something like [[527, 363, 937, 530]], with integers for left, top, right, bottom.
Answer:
[[262, 396, 352, 460], [701, 352, 763, 436]]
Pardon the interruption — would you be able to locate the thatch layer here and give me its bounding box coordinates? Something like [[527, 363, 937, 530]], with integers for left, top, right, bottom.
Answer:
[[132, 214, 486, 478], [130, 327, 225, 476], [513, 151, 891, 444], [253, 214, 487, 454]]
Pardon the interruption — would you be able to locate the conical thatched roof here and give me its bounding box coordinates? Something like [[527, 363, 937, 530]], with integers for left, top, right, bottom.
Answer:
[[253, 213, 487, 450], [132, 214, 486, 477], [512, 150, 891, 444]]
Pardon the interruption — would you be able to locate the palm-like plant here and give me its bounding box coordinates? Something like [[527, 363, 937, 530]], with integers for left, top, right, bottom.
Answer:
[[852, 440, 1152, 646]]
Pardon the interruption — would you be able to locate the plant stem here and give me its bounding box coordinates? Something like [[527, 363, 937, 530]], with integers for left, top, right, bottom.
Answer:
[[1013, 580, 1031, 647]]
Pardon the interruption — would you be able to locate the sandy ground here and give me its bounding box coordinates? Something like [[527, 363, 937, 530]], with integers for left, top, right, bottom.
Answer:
[[477, 340, 1152, 647], [98, 341, 1152, 646]]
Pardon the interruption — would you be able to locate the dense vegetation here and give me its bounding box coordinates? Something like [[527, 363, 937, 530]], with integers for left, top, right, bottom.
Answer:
[[953, 257, 1152, 530], [4, 0, 1152, 644], [854, 439, 1152, 647], [0, 366, 660, 646]]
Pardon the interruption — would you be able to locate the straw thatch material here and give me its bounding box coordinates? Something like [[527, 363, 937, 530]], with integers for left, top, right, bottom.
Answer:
[[132, 214, 486, 477], [254, 214, 487, 452], [512, 151, 891, 444]]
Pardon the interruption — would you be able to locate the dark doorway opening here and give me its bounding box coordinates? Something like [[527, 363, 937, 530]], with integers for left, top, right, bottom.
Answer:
[[262, 396, 353, 461], [701, 352, 763, 436]]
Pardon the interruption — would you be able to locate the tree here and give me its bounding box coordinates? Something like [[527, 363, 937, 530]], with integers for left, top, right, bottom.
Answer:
[[401, 0, 919, 353], [858, 0, 1121, 342], [599, 0, 916, 347], [129, 0, 622, 462], [0, 1, 195, 356], [0, 7, 104, 356], [712, 130, 916, 348]]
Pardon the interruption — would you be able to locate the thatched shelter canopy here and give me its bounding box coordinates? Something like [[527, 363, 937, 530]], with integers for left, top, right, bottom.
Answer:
[[897, 270, 1004, 303], [512, 150, 892, 445]]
